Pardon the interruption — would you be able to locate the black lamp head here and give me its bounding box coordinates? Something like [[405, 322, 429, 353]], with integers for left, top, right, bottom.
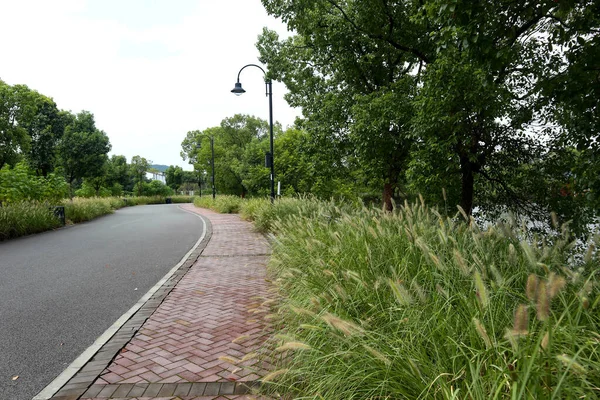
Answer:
[[231, 82, 246, 96]]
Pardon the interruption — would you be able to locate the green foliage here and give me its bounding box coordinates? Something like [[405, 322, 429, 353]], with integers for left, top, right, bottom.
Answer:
[[165, 165, 184, 190], [130, 155, 150, 196], [0, 201, 62, 241], [0, 80, 33, 168], [121, 196, 163, 206], [240, 196, 354, 233], [108, 182, 123, 197], [74, 180, 112, 198], [247, 198, 599, 399], [0, 162, 68, 204], [181, 116, 363, 202], [169, 195, 194, 203], [1, 194, 194, 241], [257, 1, 423, 209], [132, 180, 174, 197], [58, 111, 111, 196], [61, 197, 121, 223], [256, 0, 600, 235], [181, 115, 283, 198], [0, 81, 66, 175], [106, 155, 132, 193], [193, 195, 244, 214]]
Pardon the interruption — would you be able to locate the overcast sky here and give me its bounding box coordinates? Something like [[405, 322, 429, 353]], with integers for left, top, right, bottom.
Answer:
[[0, 0, 300, 170]]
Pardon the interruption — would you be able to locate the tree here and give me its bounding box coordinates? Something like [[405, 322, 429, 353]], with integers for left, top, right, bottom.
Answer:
[[0, 80, 33, 168], [0, 81, 66, 175], [0, 162, 68, 204], [181, 115, 279, 197], [130, 155, 150, 196], [257, 2, 423, 209], [106, 154, 132, 194], [260, 0, 599, 220], [21, 91, 66, 176], [165, 165, 183, 190], [58, 111, 111, 197]]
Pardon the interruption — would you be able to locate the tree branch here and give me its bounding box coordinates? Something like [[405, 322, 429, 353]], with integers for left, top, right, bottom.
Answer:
[[327, 0, 431, 64]]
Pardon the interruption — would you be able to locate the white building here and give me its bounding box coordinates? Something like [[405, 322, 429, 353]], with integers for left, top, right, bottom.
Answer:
[[145, 171, 166, 184]]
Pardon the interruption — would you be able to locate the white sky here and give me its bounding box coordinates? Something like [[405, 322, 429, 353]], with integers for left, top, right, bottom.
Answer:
[[0, 0, 300, 170]]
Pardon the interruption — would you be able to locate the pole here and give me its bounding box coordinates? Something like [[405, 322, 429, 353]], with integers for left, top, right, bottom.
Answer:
[[233, 64, 275, 203], [211, 136, 216, 200], [267, 80, 275, 203]]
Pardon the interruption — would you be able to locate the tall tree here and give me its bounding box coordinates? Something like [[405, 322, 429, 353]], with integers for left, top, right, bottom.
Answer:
[[130, 155, 150, 196], [20, 89, 66, 176], [58, 111, 111, 197], [181, 115, 278, 197], [257, 1, 425, 209], [0, 81, 33, 168], [106, 154, 132, 193], [260, 0, 598, 218], [165, 165, 184, 190]]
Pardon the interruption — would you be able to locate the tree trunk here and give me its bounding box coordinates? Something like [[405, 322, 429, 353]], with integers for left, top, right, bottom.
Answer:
[[68, 174, 74, 199], [382, 182, 394, 212], [459, 156, 475, 217]]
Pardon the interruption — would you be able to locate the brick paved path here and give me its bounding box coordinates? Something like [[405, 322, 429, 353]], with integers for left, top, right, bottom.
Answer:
[[78, 205, 273, 400]]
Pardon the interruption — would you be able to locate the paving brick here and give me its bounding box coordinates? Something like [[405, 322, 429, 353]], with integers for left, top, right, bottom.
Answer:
[[81, 384, 105, 398], [203, 382, 221, 396], [173, 382, 193, 396], [220, 381, 236, 395], [157, 382, 178, 396], [126, 383, 148, 397], [188, 382, 207, 396], [142, 382, 163, 396], [111, 383, 135, 397], [96, 384, 119, 398]]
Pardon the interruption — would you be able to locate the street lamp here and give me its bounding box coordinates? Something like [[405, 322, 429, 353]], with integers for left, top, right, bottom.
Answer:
[[231, 64, 275, 203], [211, 135, 216, 200]]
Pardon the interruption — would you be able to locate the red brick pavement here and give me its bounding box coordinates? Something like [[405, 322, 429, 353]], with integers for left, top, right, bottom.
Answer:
[[80, 205, 273, 400]]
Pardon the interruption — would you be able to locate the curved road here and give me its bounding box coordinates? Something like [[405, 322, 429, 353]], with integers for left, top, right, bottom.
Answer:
[[0, 204, 204, 400]]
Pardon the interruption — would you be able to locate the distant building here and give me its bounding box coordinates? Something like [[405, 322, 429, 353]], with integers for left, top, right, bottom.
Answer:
[[145, 171, 166, 184]]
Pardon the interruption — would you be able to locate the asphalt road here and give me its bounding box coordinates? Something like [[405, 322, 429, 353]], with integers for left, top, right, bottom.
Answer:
[[0, 204, 204, 400]]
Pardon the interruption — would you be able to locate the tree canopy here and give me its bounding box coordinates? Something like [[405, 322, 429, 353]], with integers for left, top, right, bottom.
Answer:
[[251, 0, 599, 235]]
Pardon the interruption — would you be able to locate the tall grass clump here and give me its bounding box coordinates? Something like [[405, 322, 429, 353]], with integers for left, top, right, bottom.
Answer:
[[0, 202, 62, 240], [61, 197, 119, 223], [194, 195, 244, 214], [1, 195, 195, 241], [256, 199, 599, 399], [170, 195, 194, 203], [122, 196, 165, 206], [240, 196, 355, 233]]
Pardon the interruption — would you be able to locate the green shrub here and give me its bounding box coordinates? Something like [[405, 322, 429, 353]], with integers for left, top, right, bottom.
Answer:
[[0, 162, 68, 204], [132, 181, 174, 197], [109, 183, 123, 197], [75, 180, 112, 198], [253, 199, 599, 399], [0, 202, 62, 240]]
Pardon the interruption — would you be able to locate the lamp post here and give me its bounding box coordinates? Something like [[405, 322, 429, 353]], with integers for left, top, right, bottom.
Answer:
[[231, 64, 275, 203], [211, 135, 216, 200]]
